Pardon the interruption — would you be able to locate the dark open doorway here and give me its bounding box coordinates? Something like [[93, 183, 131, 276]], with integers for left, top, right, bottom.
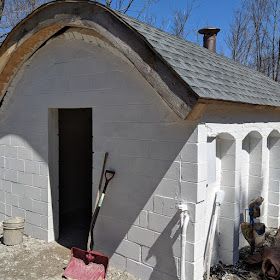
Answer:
[[58, 108, 92, 249]]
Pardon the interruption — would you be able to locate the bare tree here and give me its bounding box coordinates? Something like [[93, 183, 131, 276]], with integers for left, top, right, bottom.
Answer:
[[227, 0, 280, 81], [100, 0, 157, 16], [171, 0, 197, 39], [0, 0, 4, 21]]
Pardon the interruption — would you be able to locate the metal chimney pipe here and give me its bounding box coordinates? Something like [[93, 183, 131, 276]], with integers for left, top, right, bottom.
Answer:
[[198, 27, 220, 53]]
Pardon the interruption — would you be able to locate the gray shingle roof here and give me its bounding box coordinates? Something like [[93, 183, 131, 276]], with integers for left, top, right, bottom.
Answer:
[[119, 14, 280, 107]]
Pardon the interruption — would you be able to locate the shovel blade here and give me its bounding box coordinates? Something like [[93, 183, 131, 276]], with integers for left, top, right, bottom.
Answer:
[[63, 247, 109, 280]]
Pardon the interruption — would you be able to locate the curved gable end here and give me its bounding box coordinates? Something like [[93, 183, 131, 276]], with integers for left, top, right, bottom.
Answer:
[[0, 0, 198, 119]]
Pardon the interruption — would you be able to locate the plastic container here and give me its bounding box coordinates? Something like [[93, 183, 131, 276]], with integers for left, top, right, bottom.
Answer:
[[3, 217, 25, 245]]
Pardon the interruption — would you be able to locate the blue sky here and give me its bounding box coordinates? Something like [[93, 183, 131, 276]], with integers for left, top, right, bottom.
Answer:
[[124, 0, 243, 57]]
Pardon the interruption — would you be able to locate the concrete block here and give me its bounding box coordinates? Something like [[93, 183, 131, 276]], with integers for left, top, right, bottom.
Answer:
[[33, 174, 48, 188], [26, 211, 41, 226], [19, 197, 33, 211], [181, 143, 207, 164], [268, 204, 280, 217], [221, 170, 236, 187], [0, 157, 4, 168], [186, 221, 204, 243], [6, 193, 19, 207], [24, 222, 33, 236], [164, 162, 180, 181], [148, 212, 171, 233], [5, 146, 17, 158], [12, 183, 25, 197], [5, 204, 12, 216], [10, 136, 25, 147], [249, 163, 262, 177], [139, 211, 148, 228], [2, 180, 12, 192], [12, 206, 25, 218], [220, 202, 240, 220], [221, 154, 236, 171], [4, 169, 18, 183], [249, 175, 263, 190], [155, 179, 179, 198], [116, 240, 141, 261], [181, 162, 207, 183], [187, 202, 205, 223], [5, 158, 24, 171], [185, 258, 204, 280], [219, 249, 239, 265], [39, 163, 49, 176], [25, 185, 41, 200], [184, 240, 205, 262], [126, 259, 153, 280], [32, 200, 48, 215], [109, 254, 127, 271], [269, 180, 280, 193], [0, 202, 5, 214], [41, 215, 53, 229], [141, 246, 179, 276], [149, 141, 183, 161], [0, 190, 5, 203], [267, 216, 280, 228], [127, 226, 156, 247], [17, 147, 32, 160], [0, 136, 10, 145], [221, 186, 240, 203], [32, 225, 48, 240], [269, 191, 280, 205], [180, 181, 206, 203], [40, 189, 48, 202], [270, 168, 280, 180], [188, 125, 207, 144], [153, 195, 176, 217], [18, 172, 32, 185], [219, 218, 239, 252], [25, 160, 40, 174]]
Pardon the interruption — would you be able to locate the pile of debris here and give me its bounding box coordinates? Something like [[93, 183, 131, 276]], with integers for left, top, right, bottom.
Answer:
[[209, 197, 280, 280], [209, 229, 279, 280]]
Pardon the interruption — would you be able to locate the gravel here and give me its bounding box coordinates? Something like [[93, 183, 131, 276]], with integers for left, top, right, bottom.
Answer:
[[0, 227, 138, 280]]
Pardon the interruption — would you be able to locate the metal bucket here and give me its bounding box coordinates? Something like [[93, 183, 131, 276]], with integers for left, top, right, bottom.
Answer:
[[3, 217, 25, 245]]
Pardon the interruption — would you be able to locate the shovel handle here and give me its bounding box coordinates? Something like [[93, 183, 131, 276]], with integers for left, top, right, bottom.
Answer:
[[105, 170, 115, 182]]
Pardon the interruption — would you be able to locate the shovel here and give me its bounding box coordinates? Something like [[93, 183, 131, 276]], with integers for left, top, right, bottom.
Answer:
[[63, 169, 115, 280]]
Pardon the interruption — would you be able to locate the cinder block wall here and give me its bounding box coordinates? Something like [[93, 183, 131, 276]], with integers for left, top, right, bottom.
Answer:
[[0, 30, 207, 280]]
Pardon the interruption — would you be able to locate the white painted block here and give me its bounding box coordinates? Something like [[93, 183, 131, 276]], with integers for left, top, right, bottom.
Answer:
[[109, 254, 127, 271], [127, 226, 156, 247], [126, 259, 153, 280], [180, 181, 206, 203], [181, 162, 207, 183], [116, 240, 141, 261]]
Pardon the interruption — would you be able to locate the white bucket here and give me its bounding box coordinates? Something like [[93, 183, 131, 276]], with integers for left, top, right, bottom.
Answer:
[[3, 217, 25, 246]]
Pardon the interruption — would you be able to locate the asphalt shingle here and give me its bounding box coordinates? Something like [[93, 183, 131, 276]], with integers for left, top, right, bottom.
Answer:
[[119, 14, 280, 107]]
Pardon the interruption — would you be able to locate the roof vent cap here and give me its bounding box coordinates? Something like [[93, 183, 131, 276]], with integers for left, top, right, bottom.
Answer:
[[198, 27, 220, 53]]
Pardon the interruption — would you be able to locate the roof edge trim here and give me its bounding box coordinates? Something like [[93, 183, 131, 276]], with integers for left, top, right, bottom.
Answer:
[[0, 0, 198, 119]]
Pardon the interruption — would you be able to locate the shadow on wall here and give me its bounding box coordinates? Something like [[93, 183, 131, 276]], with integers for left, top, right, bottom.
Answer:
[[91, 124, 196, 279], [0, 118, 196, 280]]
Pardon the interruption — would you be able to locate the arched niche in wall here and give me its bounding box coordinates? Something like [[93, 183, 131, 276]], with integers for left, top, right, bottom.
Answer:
[[205, 133, 239, 265], [267, 130, 280, 228], [216, 133, 239, 265], [242, 131, 263, 206]]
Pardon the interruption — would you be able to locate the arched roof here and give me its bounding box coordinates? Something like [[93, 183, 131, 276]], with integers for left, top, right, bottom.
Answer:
[[1, 0, 280, 120], [0, 0, 198, 119]]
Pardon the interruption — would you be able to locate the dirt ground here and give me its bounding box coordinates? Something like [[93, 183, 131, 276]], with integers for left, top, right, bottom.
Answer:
[[0, 229, 137, 280]]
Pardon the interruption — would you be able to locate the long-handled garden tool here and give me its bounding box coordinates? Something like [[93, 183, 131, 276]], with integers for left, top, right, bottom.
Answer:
[[64, 165, 115, 280]]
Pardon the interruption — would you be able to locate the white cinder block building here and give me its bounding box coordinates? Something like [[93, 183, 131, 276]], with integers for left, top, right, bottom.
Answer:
[[0, 1, 280, 279]]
